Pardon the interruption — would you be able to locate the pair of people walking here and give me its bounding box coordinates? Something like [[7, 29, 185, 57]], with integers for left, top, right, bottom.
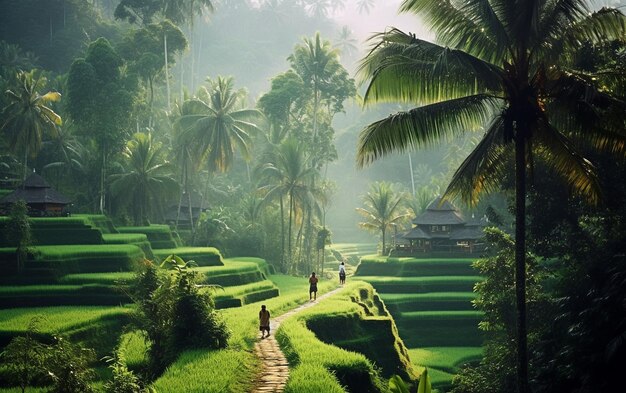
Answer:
[[259, 264, 348, 339]]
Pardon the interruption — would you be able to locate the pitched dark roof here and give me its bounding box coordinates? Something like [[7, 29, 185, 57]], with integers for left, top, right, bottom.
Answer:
[[0, 173, 70, 205], [412, 197, 465, 225], [171, 192, 208, 209], [23, 173, 51, 188], [450, 226, 485, 240], [404, 227, 431, 239]]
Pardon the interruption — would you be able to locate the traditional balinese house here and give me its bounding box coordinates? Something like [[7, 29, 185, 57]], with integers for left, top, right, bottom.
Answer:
[[164, 192, 208, 228], [0, 173, 70, 216], [400, 197, 486, 255]]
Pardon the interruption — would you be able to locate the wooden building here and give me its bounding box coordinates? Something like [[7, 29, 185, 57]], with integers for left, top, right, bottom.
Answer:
[[396, 197, 486, 255], [164, 192, 208, 228], [0, 173, 70, 216]]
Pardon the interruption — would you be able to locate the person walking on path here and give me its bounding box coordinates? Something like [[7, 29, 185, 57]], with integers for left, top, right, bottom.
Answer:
[[259, 305, 271, 338], [339, 261, 346, 285], [309, 272, 318, 301]]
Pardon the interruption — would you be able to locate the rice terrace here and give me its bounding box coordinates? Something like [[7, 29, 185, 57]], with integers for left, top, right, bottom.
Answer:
[[0, 0, 625, 392]]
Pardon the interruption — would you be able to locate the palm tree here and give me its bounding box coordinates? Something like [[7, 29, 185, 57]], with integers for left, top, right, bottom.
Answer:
[[258, 138, 318, 272], [1, 71, 61, 181], [335, 25, 358, 57], [288, 33, 342, 152], [357, 1, 626, 391], [356, 0, 375, 15], [178, 76, 262, 174], [356, 182, 409, 256], [109, 132, 179, 225]]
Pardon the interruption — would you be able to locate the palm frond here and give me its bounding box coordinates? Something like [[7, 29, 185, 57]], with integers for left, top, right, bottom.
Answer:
[[535, 122, 601, 203], [399, 0, 509, 62], [358, 29, 503, 105], [553, 7, 626, 60], [357, 95, 501, 167], [534, 0, 588, 57], [444, 116, 512, 205]]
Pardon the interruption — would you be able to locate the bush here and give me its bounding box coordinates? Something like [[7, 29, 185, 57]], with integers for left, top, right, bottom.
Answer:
[[131, 257, 230, 378]]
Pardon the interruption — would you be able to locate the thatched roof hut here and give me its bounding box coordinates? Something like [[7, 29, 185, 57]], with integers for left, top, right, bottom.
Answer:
[[0, 173, 70, 215]]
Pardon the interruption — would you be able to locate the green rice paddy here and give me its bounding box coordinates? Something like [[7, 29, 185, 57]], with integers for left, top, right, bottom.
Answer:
[[356, 255, 484, 391]]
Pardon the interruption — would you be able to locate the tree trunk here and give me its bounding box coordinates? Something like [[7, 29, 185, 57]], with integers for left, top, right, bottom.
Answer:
[[515, 133, 529, 393], [22, 147, 28, 183], [381, 227, 386, 256], [175, 159, 185, 230], [408, 153, 415, 196], [288, 192, 294, 272], [280, 196, 285, 271], [164, 33, 171, 112], [99, 150, 106, 214]]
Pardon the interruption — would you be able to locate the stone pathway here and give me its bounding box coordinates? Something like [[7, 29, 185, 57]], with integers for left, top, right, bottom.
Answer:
[[251, 287, 344, 393]]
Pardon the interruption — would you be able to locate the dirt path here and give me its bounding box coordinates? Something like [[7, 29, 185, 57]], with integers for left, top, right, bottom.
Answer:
[[251, 287, 344, 393]]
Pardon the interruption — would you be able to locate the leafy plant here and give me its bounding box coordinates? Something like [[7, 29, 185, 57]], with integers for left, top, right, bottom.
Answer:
[[5, 199, 32, 274], [0, 318, 47, 393]]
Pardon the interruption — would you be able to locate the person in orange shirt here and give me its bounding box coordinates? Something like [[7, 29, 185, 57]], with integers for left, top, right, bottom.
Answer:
[[309, 272, 319, 301]]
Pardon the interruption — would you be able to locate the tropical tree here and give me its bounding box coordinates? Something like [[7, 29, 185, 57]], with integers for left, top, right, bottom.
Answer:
[[258, 138, 318, 272], [335, 25, 358, 57], [356, 0, 376, 15], [356, 182, 409, 255], [288, 33, 355, 167], [178, 76, 262, 174], [66, 37, 137, 214], [356, 1, 626, 391], [1, 70, 61, 181], [109, 132, 178, 225]]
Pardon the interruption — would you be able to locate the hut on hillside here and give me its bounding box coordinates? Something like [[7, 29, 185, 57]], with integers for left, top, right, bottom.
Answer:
[[0, 173, 70, 216], [164, 192, 208, 228], [396, 197, 486, 255]]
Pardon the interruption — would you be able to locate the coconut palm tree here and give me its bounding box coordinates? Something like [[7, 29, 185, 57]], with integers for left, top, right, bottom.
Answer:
[[109, 132, 179, 225], [288, 33, 342, 151], [258, 138, 318, 272], [357, 1, 626, 391], [1, 71, 61, 181], [356, 0, 375, 15], [178, 76, 262, 174], [335, 25, 358, 57], [356, 182, 409, 256]]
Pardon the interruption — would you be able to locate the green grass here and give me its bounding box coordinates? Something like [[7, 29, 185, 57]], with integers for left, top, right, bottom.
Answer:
[[59, 272, 135, 285], [277, 282, 402, 392], [117, 225, 180, 249], [381, 292, 477, 312], [152, 349, 257, 392], [0, 306, 131, 356], [409, 347, 483, 374], [28, 244, 144, 273], [153, 247, 222, 266], [153, 274, 337, 392], [356, 257, 476, 277], [396, 311, 484, 347], [0, 284, 128, 307], [355, 276, 481, 293]]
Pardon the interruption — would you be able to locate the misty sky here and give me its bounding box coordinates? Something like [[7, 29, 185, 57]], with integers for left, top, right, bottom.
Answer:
[[332, 0, 433, 44]]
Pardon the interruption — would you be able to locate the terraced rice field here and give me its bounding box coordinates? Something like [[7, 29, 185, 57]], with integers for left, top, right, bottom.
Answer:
[[354, 255, 484, 392]]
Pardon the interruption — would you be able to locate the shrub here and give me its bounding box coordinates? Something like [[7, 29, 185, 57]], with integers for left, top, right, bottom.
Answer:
[[0, 319, 48, 393], [130, 256, 229, 378]]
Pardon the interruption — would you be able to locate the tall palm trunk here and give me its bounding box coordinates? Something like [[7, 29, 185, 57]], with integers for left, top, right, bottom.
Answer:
[[381, 227, 386, 256], [408, 153, 415, 196], [175, 158, 186, 229], [22, 147, 29, 183], [280, 196, 285, 271], [515, 133, 529, 393], [99, 150, 106, 213], [164, 33, 171, 112], [288, 191, 294, 272]]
